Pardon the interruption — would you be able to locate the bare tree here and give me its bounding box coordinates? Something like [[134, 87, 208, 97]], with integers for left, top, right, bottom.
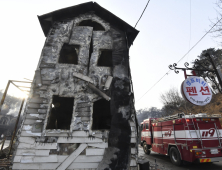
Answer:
[[160, 87, 192, 115], [192, 48, 222, 93], [136, 107, 167, 124], [211, 0, 222, 40], [160, 87, 183, 107]]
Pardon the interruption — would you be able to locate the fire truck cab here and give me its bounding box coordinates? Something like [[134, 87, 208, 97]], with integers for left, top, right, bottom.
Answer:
[[140, 113, 222, 165]]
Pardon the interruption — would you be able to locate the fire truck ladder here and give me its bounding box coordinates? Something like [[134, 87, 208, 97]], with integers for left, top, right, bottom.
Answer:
[[155, 113, 183, 122], [214, 123, 222, 147], [196, 123, 204, 149], [185, 117, 203, 148]]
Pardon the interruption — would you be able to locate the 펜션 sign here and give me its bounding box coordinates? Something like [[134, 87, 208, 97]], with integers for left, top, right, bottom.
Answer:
[[181, 76, 212, 106]]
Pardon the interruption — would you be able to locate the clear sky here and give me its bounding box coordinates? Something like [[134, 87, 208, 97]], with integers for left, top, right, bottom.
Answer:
[[0, 0, 221, 110]]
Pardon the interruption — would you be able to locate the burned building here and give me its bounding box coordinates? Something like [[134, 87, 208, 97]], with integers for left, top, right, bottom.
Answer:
[[12, 2, 139, 170]]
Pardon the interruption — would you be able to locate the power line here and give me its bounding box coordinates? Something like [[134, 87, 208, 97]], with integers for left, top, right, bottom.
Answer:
[[134, 0, 151, 28], [187, 0, 192, 61], [135, 72, 170, 103], [136, 16, 222, 103], [176, 16, 222, 64]]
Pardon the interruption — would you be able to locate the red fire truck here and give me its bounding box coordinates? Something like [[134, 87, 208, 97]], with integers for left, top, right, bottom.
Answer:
[[140, 113, 222, 165]]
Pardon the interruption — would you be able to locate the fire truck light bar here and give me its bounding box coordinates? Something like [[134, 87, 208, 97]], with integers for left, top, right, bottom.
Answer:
[[202, 118, 210, 121]]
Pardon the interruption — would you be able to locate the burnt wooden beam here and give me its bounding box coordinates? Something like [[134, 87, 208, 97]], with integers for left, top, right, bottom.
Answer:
[[73, 72, 94, 84], [88, 83, 111, 101]]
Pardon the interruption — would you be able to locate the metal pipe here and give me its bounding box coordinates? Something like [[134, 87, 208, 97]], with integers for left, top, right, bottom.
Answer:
[[10, 80, 32, 83], [16, 86, 31, 89], [7, 98, 25, 158], [0, 139, 4, 145], [175, 67, 214, 72], [23, 78, 32, 82], [183, 70, 187, 79], [10, 81, 27, 93], [1, 136, 6, 151], [0, 81, 11, 114]]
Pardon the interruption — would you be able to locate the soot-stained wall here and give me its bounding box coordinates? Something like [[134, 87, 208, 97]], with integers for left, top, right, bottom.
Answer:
[[12, 3, 139, 170]]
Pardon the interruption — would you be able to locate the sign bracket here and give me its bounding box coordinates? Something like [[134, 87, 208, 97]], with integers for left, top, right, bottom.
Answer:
[[169, 53, 222, 93]]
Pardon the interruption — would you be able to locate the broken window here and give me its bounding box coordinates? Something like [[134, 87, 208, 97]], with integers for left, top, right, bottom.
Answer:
[[46, 95, 74, 130], [97, 50, 113, 67], [78, 20, 105, 31], [92, 99, 111, 130], [59, 43, 79, 64]]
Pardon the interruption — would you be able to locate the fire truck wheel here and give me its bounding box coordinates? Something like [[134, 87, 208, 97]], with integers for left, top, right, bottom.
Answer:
[[143, 142, 151, 155], [169, 147, 182, 166]]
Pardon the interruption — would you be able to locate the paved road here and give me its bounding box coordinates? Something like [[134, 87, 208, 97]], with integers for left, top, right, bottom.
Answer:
[[138, 146, 222, 170]]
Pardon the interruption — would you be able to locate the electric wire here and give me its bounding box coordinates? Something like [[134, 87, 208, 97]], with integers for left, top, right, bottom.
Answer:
[[176, 16, 222, 64], [135, 72, 170, 103], [187, 0, 192, 61], [136, 16, 222, 103], [134, 0, 151, 28]]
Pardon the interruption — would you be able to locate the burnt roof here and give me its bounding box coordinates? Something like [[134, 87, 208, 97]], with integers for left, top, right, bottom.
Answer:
[[38, 1, 139, 46]]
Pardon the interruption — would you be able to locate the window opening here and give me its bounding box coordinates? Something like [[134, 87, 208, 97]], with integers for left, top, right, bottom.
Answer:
[[92, 99, 111, 130], [59, 43, 79, 64], [97, 50, 113, 67], [140, 124, 143, 130], [46, 95, 74, 130], [78, 20, 105, 31], [88, 37, 93, 71], [146, 123, 149, 130]]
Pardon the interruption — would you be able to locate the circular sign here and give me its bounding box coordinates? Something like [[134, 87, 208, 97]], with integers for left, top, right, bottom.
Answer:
[[181, 76, 212, 106]]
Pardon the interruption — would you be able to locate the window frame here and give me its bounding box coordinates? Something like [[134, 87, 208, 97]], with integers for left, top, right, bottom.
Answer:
[[91, 99, 111, 130], [58, 43, 80, 65], [97, 50, 113, 67], [44, 95, 75, 133]]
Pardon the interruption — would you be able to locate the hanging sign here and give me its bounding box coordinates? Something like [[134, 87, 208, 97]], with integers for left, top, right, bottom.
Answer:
[[181, 76, 212, 106]]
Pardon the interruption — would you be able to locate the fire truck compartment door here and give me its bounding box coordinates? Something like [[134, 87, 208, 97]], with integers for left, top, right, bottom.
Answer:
[[153, 126, 162, 144], [172, 124, 187, 144], [162, 126, 175, 143], [198, 122, 221, 148]]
